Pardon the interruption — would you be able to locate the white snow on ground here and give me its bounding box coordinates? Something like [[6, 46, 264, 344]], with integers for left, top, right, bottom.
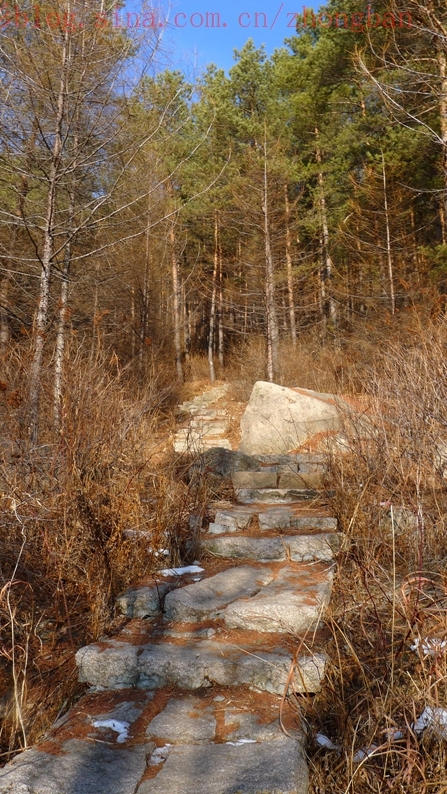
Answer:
[[411, 637, 447, 656], [226, 739, 257, 746], [149, 745, 172, 765], [92, 719, 130, 743], [160, 565, 204, 576], [413, 707, 447, 738], [316, 705, 447, 763]]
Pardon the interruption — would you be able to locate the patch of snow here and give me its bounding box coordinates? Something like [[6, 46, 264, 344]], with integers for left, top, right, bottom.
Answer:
[[353, 745, 378, 763], [92, 719, 130, 743], [160, 565, 204, 577], [413, 706, 447, 738], [315, 734, 340, 751], [150, 745, 171, 765], [411, 637, 447, 656], [226, 739, 257, 745], [315, 704, 447, 765]]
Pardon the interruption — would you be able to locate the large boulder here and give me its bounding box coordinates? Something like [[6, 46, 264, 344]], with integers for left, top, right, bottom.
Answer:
[[239, 382, 354, 455]]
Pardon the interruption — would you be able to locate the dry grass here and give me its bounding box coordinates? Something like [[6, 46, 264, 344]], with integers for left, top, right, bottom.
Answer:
[[224, 332, 372, 398], [0, 349, 209, 759], [305, 319, 447, 793], [3, 316, 447, 791]]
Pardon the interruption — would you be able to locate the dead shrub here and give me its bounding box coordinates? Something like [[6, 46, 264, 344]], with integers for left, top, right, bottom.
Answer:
[[306, 319, 447, 792], [0, 349, 207, 758]]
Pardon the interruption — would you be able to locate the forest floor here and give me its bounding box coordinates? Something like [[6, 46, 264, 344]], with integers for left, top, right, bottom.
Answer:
[[2, 327, 447, 791]]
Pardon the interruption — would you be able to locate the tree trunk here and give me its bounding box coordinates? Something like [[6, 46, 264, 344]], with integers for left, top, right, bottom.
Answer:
[[284, 184, 297, 347], [315, 129, 336, 329], [0, 275, 10, 365], [437, 45, 447, 229], [170, 224, 183, 381], [382, 151, 395, 315], [262, 125, 279, 382], [208, 213, 219, 383], [139, 215, 151, 371], [29, 25, 70, 442], [218, 253, 224, 369]]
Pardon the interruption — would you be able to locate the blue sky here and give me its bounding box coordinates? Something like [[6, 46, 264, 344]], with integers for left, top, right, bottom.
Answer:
[[122, 0, 320, 76]]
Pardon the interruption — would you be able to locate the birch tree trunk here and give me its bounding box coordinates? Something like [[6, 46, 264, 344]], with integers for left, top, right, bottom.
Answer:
[[437, 44, 447, 229], [262, 126, 279, 382], [53, 189, 74, 432], [170, 224, 183, 381], [0, 276, 10, 361], [315, 129, 337, 329], [284, 184, 297, 348], [208, 213, 218, 383], [218, 253, 224, 369], [0, 227, 16, 363], [29, 27, 70, 442], [381, 151, 395, 315], [139, 215, 151, 371]]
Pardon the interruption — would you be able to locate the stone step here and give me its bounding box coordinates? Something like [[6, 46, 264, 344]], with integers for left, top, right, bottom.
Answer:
[[76, 636, 326, 695], [117, 581, 175, 619], [212, 504, 337, 532], [163, 564, 333, 633], [0, 688, 308, 794], [139, 736, 308, 794], [202, 532, 339, 562], [223, 565, 333, 633], [187, 408, 227, 420], [144, 690, 304, 745], [235, 488, 319, 503], [190, 419, 229, 435], [254, 453, 326, 467], [163, 565, 273, 624], [178, 385, 229, 414], [0, 690, 153, 794], [174, 437, 232, 453], [232, 471, 324, 490]]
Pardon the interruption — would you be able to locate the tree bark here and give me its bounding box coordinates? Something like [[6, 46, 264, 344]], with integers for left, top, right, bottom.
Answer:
[[139, 215, 151, 371], [382, 151, 395, 315], [170, 224, 183, 381], [284, 184, 297, 348], [262, 125, 279, 382], [315, 129, 337, 329], [29, 22, 70, 442], [218, 252, 224, 369], [208, 213, 218, 383], [437, 43, 447, 229]]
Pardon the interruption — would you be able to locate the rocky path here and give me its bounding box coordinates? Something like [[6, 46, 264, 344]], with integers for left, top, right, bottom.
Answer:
[[173, 384, 232, 452], [0, 385, 339, 794]]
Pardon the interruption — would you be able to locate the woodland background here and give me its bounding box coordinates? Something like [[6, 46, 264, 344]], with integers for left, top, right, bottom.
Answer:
[[2, 3, 447, 791]]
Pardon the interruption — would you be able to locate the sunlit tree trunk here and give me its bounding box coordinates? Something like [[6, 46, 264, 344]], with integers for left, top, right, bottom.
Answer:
[[284, 184, 297, 348], [53, 187, 75, 432], [29, 18, 71, 441], [218, 253, 224, 369], [437, 45, 447, 228], [208, 213, 218, 383], [170, 224, 183, 381], [382, 151, 395, 315], [315, 129, 336, 329], [139, 215, 151, 371], [262, 125, 279, 381]]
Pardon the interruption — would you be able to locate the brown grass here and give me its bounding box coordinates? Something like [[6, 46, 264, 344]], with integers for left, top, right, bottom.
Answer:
[[3, 315, 447, 793], [0, 349, 209, 759], [304, 318, 447, 793]]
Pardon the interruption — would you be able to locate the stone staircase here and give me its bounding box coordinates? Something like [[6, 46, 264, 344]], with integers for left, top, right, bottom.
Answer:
[[0, 387, 339, 794], [173, 384, 232, 452]]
